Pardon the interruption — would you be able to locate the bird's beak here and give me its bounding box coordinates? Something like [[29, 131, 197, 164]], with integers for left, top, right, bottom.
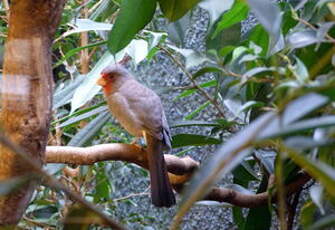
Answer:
[[97, 76, 106, 87]]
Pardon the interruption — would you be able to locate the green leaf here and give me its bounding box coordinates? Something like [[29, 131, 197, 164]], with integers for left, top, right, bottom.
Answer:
[[58, 106, 108, 128], [282, 9, 298, 35], [291, 57, 309, 83], [144, 30, 168, 50], [126, 39, 149, 64], [208, 23, 242, 51], [53, 41, 107, 68], [244, 175, 272, 230], [242, 67, 275, 82], [211, 0, 249, 39], [306, 214, 335, 230], [238, 101, 265, 114], [219, 45, 236, 57], [284, 136, 333, 150], [316, 0, 335, 9], [158, 0, 201, 22], [53, 75, 85, 110], [258, 93, 330, 139], [247, 0, 282, 48], [287, 150, 335, 197], [317, 22, 335, 41], [281, 93, 329, 123], [249, 24, 269, 56], [199, 0, 234, 26], [108, 0, 156, 54], [67, 111, 111, 147], [174, 80, 217, 100], [166, 13, 191, 46], [63, 204, 97, 230], [94, 164, 112, 202], [233, 207, 246, 230], [232, 162, 259, 184], [244, 206, 271, 230], [171, 134, 221, 148], [254, 150, 274, 174], [260, 116, 335, 139], [56, 19, 112, 42], [90, 0, 118, 22], [168, 46, 211, 69], [192, 67, 222, 80], [310, 184, 325, 215], [287, 30, 319, 49], [52, 102, 105, 126], [184, 101, 211, 120], [300, 201, 318, 228]]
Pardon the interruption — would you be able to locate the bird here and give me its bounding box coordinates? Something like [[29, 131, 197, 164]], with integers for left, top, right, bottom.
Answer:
[[96, 64, 176, 207]]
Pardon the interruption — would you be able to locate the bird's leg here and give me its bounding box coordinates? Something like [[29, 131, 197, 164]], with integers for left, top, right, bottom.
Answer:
[[130, 135, 145, 151], [142, 131, 148, 146], [141, 131, 149, 151], [130, 137, 141, 145]]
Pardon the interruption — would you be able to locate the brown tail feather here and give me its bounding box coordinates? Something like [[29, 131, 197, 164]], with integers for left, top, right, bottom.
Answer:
[[146, 134, 176, 207]]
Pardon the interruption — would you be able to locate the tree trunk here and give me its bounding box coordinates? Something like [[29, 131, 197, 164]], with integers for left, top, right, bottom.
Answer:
[[0, 0, 66, 225]]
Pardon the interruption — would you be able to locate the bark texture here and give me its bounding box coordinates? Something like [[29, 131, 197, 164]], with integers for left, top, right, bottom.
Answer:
[[0, 0, 66, 225]]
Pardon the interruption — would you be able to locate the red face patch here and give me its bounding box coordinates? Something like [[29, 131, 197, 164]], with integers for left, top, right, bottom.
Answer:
[[97, 73, 114, 94]]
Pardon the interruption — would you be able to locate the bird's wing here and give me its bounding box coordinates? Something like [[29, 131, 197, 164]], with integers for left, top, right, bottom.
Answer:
[[161, 110, 172, 150], [119, 79, 164, 140]]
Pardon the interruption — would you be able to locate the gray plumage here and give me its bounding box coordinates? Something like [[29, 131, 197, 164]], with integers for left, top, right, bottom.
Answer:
[[99, 64, 175, 207]]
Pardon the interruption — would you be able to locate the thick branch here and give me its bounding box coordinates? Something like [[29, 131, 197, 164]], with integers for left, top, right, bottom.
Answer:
[[46, 144, 311, 208]]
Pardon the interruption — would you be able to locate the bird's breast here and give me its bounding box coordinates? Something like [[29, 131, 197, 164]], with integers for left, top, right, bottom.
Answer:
[[106, 93, 143, 137]]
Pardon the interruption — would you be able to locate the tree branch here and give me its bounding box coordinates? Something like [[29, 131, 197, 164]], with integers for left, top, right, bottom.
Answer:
[[46, 144, 311, 208]]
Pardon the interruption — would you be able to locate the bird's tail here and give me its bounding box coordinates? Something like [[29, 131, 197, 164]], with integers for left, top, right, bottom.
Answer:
[[146, 134, 176, 207]]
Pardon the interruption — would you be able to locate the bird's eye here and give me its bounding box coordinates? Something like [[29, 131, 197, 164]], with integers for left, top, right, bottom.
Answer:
[[101, 73, 113, 79]]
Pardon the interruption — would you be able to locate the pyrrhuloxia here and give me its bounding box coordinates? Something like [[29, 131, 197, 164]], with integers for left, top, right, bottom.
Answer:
[[97, 64, 176, 207]]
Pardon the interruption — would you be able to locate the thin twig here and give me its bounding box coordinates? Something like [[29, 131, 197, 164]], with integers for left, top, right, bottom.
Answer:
[[79, 0, 90, 74], [276, 144, 288, 230], [0, 132, 126, 230], [221, 68, 243, 78], [160, 46, 227, 118], [113, 192, 149, 202]]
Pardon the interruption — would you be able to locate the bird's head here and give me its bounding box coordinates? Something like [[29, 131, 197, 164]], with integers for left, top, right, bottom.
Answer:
[[97, 64, 131, 93]]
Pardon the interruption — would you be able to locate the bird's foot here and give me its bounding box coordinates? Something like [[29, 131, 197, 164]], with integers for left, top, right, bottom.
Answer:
[[130, 137, 141, 145], [130, 137, 145, 150]]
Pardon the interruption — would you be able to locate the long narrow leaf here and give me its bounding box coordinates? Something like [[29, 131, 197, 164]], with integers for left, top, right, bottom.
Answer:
[[259, 116, 335, 139], [171, 134, 221, 148], [67, 111, 111, 147], [287, 150, 335, 197], [58, 105, 108, 128]]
